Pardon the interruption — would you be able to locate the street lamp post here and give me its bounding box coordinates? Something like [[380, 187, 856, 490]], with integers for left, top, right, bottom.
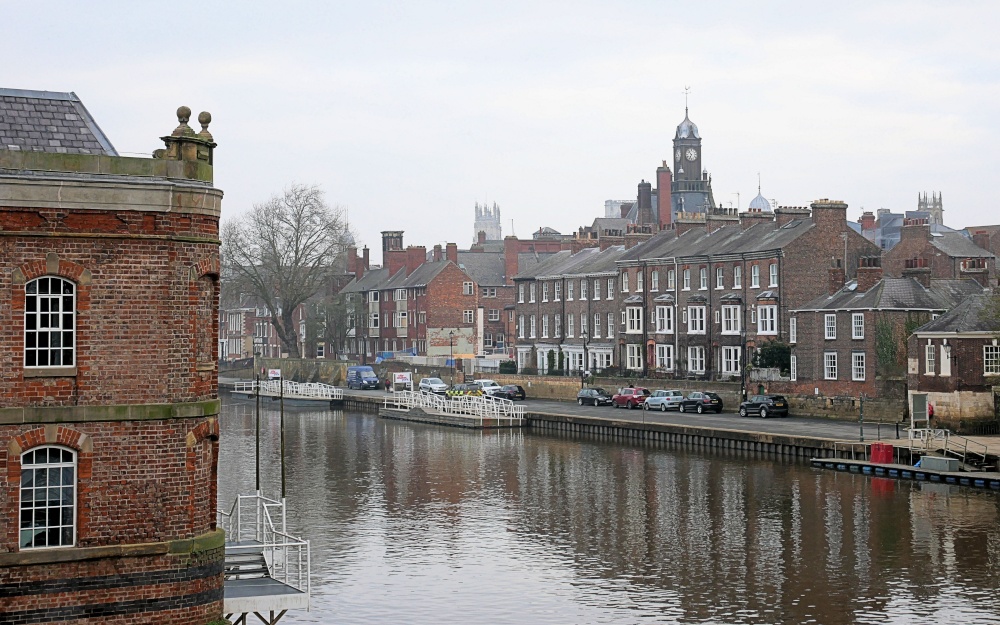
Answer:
[[449, 330, 455, 385], [580, 331, 589, 389]]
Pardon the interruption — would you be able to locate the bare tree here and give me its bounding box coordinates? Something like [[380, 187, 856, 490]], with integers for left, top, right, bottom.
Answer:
[[222, 184, 349, 358]]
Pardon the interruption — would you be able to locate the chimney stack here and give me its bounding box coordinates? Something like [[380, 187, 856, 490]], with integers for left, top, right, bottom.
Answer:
[[446, 242, 458, 263], [405, 246, 426, 276], [828, 258, 846, 295], [902, 257, 932, 288], [386, 249, 407, 277], [856, 256, 883, 292], [774, 206, 811, 228], [433, 244, 443, 262], [656, 162, 673, 230]]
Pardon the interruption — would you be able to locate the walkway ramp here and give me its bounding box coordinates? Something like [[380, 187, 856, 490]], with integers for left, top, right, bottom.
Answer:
[[219, 493, 310, 624], [381, 390, 525, 428], [233, 379, 343, 404]]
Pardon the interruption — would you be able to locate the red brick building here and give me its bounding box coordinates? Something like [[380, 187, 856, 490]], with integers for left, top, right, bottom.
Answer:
[[0, 93, 223, 623], [883, 220, 997, 288]]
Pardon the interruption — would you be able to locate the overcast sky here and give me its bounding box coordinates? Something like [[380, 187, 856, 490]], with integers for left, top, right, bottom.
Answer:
[[6, 1, 999, 254]]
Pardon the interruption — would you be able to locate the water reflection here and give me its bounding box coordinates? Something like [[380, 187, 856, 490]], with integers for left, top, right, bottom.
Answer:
[[218, 399, 1000, 625]]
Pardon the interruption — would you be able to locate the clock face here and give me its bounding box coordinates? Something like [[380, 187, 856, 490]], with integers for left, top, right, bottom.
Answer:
[[685, 148, 698, 162], [675, 149, 681, 162]]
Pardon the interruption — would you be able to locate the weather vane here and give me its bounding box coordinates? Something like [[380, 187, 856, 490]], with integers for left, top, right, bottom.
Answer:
[[683, 86, 691, 113]]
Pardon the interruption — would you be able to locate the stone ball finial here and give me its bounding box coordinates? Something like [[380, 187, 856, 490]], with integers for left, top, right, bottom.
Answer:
[[197, 111, 214, 142], [172, 106, 195, 137], [177, 106, 192, 123]]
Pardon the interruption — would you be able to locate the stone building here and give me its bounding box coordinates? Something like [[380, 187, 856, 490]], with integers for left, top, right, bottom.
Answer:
[[0, 91, 223, 623]]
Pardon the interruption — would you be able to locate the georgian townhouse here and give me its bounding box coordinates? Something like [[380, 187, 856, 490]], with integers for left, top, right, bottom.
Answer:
[[908, 293, 1000, 428], [790, 257, 984, 400], [883, 220, 997, 288], [512, 246, 626, 373], [615, 199, 880, 379]]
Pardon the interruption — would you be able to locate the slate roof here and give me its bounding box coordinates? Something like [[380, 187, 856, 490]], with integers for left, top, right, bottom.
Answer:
[[0, 89, 117, 155], [617, 218, 815, 265], [913, 294, 1000, 334], [340, 267, 389, 294], [794, 278, 985, 312], [929, 231, 994, 258], [515, 245, 627, 281], [457, 252, 505, 287]]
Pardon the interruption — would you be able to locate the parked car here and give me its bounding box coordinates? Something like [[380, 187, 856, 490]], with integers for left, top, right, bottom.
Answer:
[[489, 384, 526, 401], [474, 379, 502, 395], [738, 394, 788, 418], [577, 387, 613, 406], [418, 377, 449, 394], [679, 391, 723, 414], [611, 387, 650, 409], [643, 389, 685, 412]]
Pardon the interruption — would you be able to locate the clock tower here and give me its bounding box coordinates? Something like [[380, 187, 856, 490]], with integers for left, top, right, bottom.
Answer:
[[670, 106, 715, 217]]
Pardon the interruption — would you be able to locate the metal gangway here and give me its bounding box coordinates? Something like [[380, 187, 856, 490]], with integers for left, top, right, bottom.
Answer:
[[908, 428, 991, 470], [385, 390, 526, 426], [218, 492, 311, 625], [233, 379, 343, 402]]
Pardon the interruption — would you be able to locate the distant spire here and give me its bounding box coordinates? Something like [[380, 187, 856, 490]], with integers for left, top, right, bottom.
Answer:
[[683, 85, 691, 116]]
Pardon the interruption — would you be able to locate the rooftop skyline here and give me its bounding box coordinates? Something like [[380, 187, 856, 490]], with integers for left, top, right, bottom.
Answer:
[[5, 1, 998, 251]]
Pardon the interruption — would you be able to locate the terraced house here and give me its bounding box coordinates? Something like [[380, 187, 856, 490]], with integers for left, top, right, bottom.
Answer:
[[614, 198, 880, 384], [512, 245, 626, 374]]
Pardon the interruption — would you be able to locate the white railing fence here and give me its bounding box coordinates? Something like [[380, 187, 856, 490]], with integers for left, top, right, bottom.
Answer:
[[218, 492, 311, 597], [233, 379, 343, 401], [384, 390, 525, 425]]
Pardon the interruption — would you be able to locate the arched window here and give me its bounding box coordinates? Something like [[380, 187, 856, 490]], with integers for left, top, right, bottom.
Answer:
[[24, 276, 76, 368], [20, 446, 77, 549]]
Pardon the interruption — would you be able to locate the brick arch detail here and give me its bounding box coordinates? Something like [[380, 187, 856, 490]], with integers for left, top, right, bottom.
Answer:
[[186, 418, 220, 533], [5, 426, 94, 549], [14, 252, 93, 286], [189, 254, 220, 281]]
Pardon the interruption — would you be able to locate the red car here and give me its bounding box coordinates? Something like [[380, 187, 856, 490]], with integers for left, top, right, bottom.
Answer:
[[612, 387, 650, 409]]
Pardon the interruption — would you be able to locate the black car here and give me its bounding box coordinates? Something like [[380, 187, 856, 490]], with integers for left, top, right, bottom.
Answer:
[[577, 387, 613, 406], [738, 394, 789, 418], [679, 391, 724, 414], [489, 384, 526, 401]]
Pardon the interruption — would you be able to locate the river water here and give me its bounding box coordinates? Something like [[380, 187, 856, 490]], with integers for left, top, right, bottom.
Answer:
[[217, 400, 1000, 625]]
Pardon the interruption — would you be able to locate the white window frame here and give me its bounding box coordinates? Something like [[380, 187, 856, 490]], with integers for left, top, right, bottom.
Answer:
[[667, 269, 676, 290], [825, 314, 837, 340], [655, 306, 674, 334], [463, 310, 474, 323], [626, 344, 643, 371], [824, 352, 838, 380], [518, 315, 525, 339], [622, 272, 629, 293], [567, 313, 575, 338], [518, 284, 524, 303], [769, 263, 778, 287], [554, 282, 561, 301], [688, 346, 705, 373], [716, 267, 724, 289], [852, 352, 866, 381], [758, 305, 777, 335], [24, 276, 76, 368], [463, 282, 474, 295], [593, 313, 601, 339], [593, 279, 601, 300], [635, 272, 643, 293], [608, 313, 615, 336], [581, 279, 588, 299], [925, 342, 936, 375], [567, 281, 575, 301], [699, 267, 708, 290], [789, 317, 797, 344], [529, 283, 536, 303], [369, 312, 379, 328], [541, 315, 549, 338], [683, 269, 691, 290], [687, 306, 706, 334], [650, 271, 658, 292], [790, 354, 797, 381], [19, 446, 76, 549], [722, 305, 741, 335], [607, 278, 615, 299], [655, 344, 674, 371], [488, 309, 500, 322], [733, 265, 742, 288], [626, 306, 643, 333], [751, 265, 760, 288], [580, 313, 588, 337], [554, 314, 561, 338], [985, 344, 1000, 376], [852, 313, 864, 340], [542, 282, 549, 302], [529, 315, 536, 338], [722, 346, 741, 375]]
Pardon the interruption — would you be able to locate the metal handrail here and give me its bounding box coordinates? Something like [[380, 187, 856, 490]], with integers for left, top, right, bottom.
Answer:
[[233, 379, 343, 400], [907, 428, 989, 468], [384, 390, 525, 425], [218, 492, 311, 599]]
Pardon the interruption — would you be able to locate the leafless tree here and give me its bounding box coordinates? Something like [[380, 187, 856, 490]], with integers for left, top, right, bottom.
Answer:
[[222, 184, 350, 359]]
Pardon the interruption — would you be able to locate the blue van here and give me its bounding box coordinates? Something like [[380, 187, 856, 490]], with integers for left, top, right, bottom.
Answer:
[[346, 365, 380, 390]]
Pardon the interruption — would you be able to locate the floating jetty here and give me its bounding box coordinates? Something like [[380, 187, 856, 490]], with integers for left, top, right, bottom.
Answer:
[[232, 380, 343, 407], [379, 390, 526, 428], [810, 457, 1000, 490]]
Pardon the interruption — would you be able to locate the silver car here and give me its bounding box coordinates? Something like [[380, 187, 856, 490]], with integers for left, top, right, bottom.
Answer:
[[643, 389, 684, 412], [418, 377, 449, 394]]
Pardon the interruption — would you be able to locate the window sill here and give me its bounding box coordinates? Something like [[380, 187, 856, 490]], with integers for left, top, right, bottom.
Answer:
[[24, 367, 77, 378]]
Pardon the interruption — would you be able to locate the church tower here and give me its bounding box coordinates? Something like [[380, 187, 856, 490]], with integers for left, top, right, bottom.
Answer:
[[918, 191, 943, 225], [670, 104, 715, 218], [473, 201, 502, 243]]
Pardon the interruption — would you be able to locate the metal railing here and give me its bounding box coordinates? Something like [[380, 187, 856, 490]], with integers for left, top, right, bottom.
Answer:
[[908, 428, 989, 468], [218, 492, 311, 599], [384, 390, 525, 426], [232, 379, 343, 401]]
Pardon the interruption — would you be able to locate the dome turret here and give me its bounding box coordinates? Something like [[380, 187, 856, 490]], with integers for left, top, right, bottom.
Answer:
[[748, 192, 772, 212], [675, 109, 700, 139]]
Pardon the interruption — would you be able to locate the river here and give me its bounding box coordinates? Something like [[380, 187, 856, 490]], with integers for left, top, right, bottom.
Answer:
[[217, 399, 1000, 625]]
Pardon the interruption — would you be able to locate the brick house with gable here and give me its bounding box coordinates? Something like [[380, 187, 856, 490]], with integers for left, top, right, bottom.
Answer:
[[883, 220, 997, 288], [908, 293, 1000, 430], [0, 92, 224, 623], [615, 199, 879, 387], [788, 256, 984, 401]]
